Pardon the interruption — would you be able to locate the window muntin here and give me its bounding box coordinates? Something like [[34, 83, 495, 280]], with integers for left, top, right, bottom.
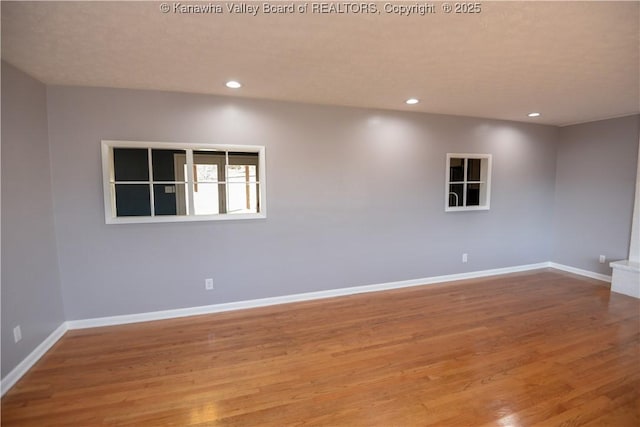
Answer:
[[102, 141, 265, 223], [445, 153, 492, 211]]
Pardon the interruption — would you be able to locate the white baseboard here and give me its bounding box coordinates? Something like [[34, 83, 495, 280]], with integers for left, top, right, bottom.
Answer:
[[67, 262, 549, 330], [548, 262, 612, 282], [1, 322, 68, 397], [2, 260, 607, 397]]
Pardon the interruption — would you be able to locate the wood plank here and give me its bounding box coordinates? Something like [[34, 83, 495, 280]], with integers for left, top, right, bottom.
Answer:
[[2, 269, 638, 426]]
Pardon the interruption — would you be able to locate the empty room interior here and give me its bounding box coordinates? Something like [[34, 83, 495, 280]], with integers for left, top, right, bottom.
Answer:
[[1, 1, 640, 426]]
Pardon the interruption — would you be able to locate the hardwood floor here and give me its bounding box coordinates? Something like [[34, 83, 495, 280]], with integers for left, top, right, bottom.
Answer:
[[2, 269, 639, 426]]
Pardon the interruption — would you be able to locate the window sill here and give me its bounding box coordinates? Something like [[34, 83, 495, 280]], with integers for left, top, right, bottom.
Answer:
[[105, 212, 267, 224], [445, 206, 490, 212]]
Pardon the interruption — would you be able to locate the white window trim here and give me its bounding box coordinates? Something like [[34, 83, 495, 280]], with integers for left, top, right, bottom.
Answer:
[[445, 153, 492, 212], [101, 140, 267, 224]]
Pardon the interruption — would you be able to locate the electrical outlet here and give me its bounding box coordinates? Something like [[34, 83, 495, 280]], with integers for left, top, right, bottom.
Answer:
[[13, 325, 22, 343], [599, 255, 606, 264], [462, 253, 468, 263], [205, 278, 214, 290]]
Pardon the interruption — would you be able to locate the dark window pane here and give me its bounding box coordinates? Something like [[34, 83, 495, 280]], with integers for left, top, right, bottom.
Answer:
[[114, 148, 149, 181], [449, 158, 464, 182], [153, 184, 179, 216], [228, 152, 258, 158], [467, 159, 481, 181], [115, 184, 151, 216], [449, 184, 464, 207], [229, 152, 259, 163], [467, 183, 481, 206], [194, 151, 226, 162], [152, 149, 186, 181]]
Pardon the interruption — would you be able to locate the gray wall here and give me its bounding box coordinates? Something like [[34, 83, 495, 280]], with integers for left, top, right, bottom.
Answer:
[[552, 115, 640, 274], [1, 62, 66, 377], [46, 86, 559, 320]]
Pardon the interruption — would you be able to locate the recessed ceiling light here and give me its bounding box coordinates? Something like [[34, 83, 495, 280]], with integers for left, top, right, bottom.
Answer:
[[405, 98, 419, 105], [225, 80, 242, 89], [527, 112, 541, 117]]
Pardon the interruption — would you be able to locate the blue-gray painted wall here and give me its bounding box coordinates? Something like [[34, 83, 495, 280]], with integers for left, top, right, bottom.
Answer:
[[552, 115, 640, 274], [45, 85, 558, 320], [1, 62, 66, 378]]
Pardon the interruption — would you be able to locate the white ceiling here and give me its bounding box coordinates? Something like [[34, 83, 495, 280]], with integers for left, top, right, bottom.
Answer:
[[2, 1, 638, 126]]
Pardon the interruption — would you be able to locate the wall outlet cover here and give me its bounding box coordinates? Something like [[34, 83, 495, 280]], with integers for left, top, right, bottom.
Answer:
[[13, 325, 22, 343]]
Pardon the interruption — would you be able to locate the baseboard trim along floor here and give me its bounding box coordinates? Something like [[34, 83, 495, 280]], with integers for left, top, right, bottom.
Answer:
[[1, 322, 68, 396], [547, 262, 612, 283], [66, 262, 551, 329], [0, 261, 611, 396]]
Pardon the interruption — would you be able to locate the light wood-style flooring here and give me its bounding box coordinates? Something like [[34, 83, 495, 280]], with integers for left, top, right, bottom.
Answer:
[[2, 269, 639, 426]]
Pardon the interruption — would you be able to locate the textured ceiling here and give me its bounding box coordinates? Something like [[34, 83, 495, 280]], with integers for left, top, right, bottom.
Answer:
[[1, 1, 639, 126]]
